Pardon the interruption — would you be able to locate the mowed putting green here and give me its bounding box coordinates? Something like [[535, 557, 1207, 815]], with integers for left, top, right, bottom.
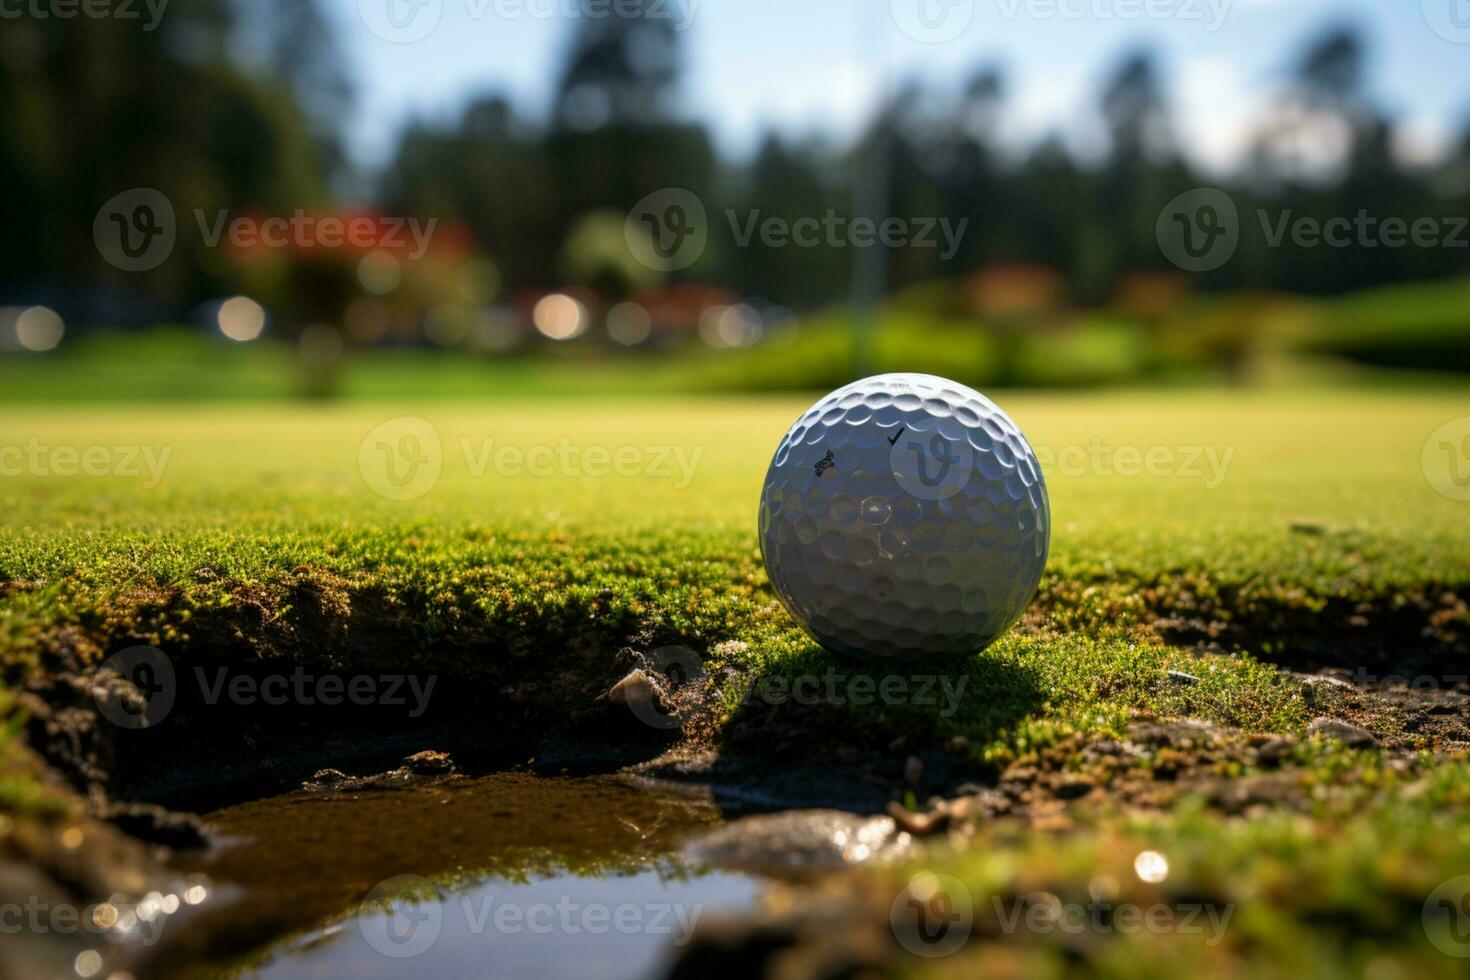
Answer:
[[4, 385, 1467, 550], [2, 388, 1467, 733], [3, 385, 1470, 976]]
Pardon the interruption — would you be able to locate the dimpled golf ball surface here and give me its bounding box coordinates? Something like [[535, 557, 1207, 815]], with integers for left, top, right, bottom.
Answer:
[[759, 374, 1049, 660]]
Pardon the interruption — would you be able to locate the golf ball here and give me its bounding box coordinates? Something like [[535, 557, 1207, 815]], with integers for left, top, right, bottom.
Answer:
[[758, 373, 1049, 660]]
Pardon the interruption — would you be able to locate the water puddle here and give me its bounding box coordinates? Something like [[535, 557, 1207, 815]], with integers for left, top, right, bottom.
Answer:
[[154, 770, 766, 979], [254, 870, 759, 979]]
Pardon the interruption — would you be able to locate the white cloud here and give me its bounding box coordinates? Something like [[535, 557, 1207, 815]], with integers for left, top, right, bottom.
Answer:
[[1393, 113, 1456, 169], [1173, 55, 1263, 176]]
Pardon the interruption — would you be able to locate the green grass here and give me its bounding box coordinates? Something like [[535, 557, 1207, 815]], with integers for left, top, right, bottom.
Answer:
[[2, 385, 1468, 971], [886, 759, 1470, 979], [1, 388, 1466, 729], [1301, 279, 1470, 372], [0, 326, 702, 403], [6, 277, 1467, 404]]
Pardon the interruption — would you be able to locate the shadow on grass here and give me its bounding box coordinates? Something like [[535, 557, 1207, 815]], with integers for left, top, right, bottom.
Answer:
[[676, 643, 1047, 813]]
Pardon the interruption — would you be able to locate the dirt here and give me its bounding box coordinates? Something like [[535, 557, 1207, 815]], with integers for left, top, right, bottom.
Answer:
[[3, 576, 1468, 978]]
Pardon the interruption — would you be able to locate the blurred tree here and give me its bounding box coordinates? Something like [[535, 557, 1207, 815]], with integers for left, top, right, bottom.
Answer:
[[384, 96, 560, 295], [1092, 50, 1191, 298], [941, 66, 1009, 268], [1101, 51, 1172, 166], [0, 0, 336, 323], [1250, 26, 1369, 189], [1014, 138, 1093, 287], [238, 0, 355, 182], [873, 82, 938, 293], [1244, 25, 1427, 294], [5, 7, 1469, 341], [545, 3, 714, 230], [553, 0, 681, 130], [733, 134, 846, 307]]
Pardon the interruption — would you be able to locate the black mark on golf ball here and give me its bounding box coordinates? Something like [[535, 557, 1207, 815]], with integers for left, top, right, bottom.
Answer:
[[886, 426, 906, 447], [814, 449, 836, 477]]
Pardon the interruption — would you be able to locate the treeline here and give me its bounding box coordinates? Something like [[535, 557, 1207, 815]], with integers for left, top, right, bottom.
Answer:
[[387, 14, 1470, 309], [0, 0, 348, 322], [1, 0, 1467, 326]]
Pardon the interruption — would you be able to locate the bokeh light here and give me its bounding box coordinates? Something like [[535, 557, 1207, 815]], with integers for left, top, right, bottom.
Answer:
[[1134, 850, 1169, 883], [533, 293, 588, 340], [699, 304, 762, 349], [606, 301, 652, 346], [357, 251, 402, 296], [15, 305, 64, 352], [217, 296, 266, 342], [72, 950, 101, 979]]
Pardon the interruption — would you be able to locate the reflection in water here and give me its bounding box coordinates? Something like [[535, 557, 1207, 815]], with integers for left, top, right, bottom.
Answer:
[[157, 771, 763, 978], [266, 869, 760, 980]]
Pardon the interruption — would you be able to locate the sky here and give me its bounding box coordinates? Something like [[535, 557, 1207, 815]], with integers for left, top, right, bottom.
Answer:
[[325, 0, 1470, 174]]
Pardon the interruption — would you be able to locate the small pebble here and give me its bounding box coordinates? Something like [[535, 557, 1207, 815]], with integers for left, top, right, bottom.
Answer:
[[1055, 778, 1094, 800], [1308, 716, 1378, 748], [886, 800, 948, 835], [608, 669, 656, 705], [1255, 738, 1296, 765]]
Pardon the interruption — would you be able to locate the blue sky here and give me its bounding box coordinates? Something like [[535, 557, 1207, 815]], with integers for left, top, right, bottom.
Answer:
[[327, 0, 1470, 172]]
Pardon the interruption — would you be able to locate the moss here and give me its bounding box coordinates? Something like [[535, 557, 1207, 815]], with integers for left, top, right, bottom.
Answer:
[[1, 389, 1468, 970]]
